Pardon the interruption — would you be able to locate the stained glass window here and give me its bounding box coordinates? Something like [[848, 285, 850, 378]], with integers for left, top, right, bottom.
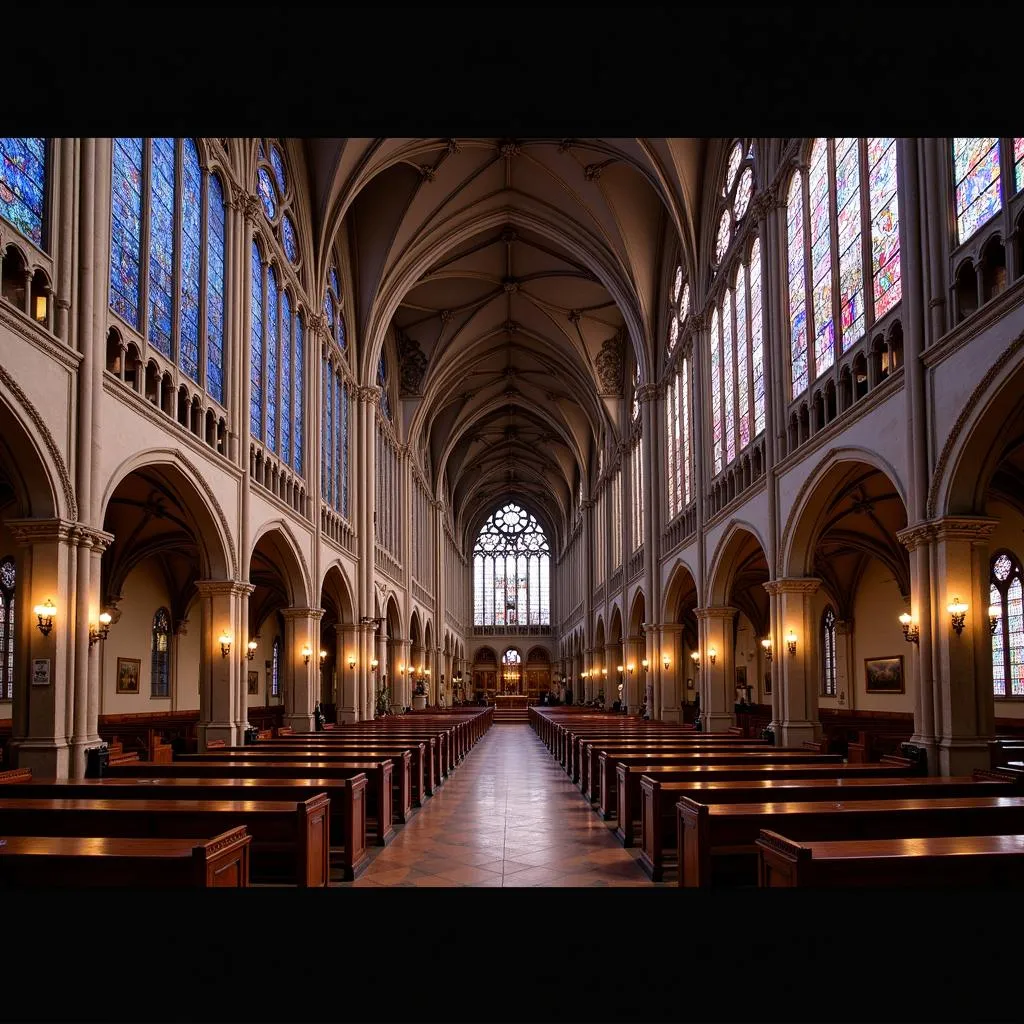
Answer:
[[680, 282, 690, 322], [341, 381, 350, 518], [0, 138, 46, 247], [631, 365, 640, 422], [110, 137, 144, 328], [250, 242, 264, 438], [735, 264, 749, 451], [323, 359, 332, 503], [0, 557, 15, 701], [668, 314, 679, 352], [473, 504, 550, 627], [681, 358, 691, 506], [257, 167, 277, 220], [206, 175, 226, 404], [281, 292, 292, 466], [378, 353, 392, 420], [734, 167, 753, 221], [711, 309, 723, 474], [714, 140, 756, 277], [329, 265, 340, 297], [672, 265, 683, 304], [282, 215, 298, 263], [953, 138, 1001, 243], [666, 372, 678, 520], [266, 266, 278, 452], [148, 138, 176, 358], [715, 210, 731, 264], [991, 551, 1024, 697], [834, 137, 864, 352], [270, 146, 287, 196], [821, 606, 837, 697], [179, 139, 202, 383], [750, 239, 765, 437], [809, 139, 834, 375], [324, 292, 335, 331], [868, 137, 902, 320], [294, 314, 304, 474], [151, 607, 171, 699], [787, 174, 809, 398], [1016, 137, 1024, 195], [723, 289, 736, 464], [724, 142, 742, 195], [271, 637, 281, 698]]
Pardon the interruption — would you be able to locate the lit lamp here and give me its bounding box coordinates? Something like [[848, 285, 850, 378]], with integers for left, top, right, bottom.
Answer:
[[399, 664, 406, 675], [89, 611, 113, 647], [219, 631, 233, 658], [617, 664, 624, 679], [989, 603, 1001, 636], [761, 637, 773, 662], [662, 654, 670, 671], [319, 649, 327, 666], [302, 644, 312, 665], [785, 629, 797, 656], [627, 663, 635, 676], [898, 613, 920, 645], [708, 646, 717, 666], [348, 654, 356, 670], [690, 650, 700, 671], [247, 639, 259, 661], [370, 658, 379, 672], [601, 667, 608, 678], [947, 598, 968, 637], [34, 598, 56, 637], [642, 658, 649, 672]]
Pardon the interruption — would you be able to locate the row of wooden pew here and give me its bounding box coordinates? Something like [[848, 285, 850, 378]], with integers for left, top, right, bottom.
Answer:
[[0, 707, 493, 888], [529, 707, 1024, 887]]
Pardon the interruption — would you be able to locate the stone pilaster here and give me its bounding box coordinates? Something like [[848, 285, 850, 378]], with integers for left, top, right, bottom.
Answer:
[[695, 606, 738, 732]]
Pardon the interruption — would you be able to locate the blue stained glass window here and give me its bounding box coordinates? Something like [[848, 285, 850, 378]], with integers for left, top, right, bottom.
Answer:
[[341, 381, 349, 518], [329, 266, 340, 296], [324, 292, 335, 330], [250, 243, 263, 439], [282, 214, 298, 263], [334, 372, 342, 508], [324, 361, 333, 503], [148, 138, 176, 357], [151, 607, 171, 698], [378, 353, 391, 420], [294, 314, 304, 474], [281, 292, 292, 466], [179, 140, 202, 383], [270, 146, 287, 196], [257, 167, 277, 220], [0, 137, 46, 247], [206, 174, 226, 404], [266, 266, 278, 452], [110, 137, 144, 328]]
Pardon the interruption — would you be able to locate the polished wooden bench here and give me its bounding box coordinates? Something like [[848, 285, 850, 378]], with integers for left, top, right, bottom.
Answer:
[[0, 828, 251, 888], [107, 759, 394, 846], [565, 729, 721, 778], [756, 829, 1024, 888], [0, 769, 31, 783], [680, 794, 1024, 887], [0, 795, 328, 886], [343, 727, 451, 781], [108, 751, 141, 766], [597, 751, 843, 821], [0, 774, 368, 880]]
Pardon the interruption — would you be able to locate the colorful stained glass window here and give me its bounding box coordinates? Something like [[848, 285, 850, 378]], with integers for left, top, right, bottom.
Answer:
[[680, 282, 690, 322], [666, 372, 679, 520], [179, 139, 202, 383], [750, 239, 765, 436], [270, 145, 287, 196], [151, 607, 171, 699], [868, 137, 902, 321], [735, 264, 750, 451], [329, 265, 340, 297], [206, 174, 225, 404], [834, 137, 864, 351], [250, 243, 263, 439], [324, 292, 335, 330], [257, 167, 277, 220], [110, 137, 144, 328], [148, 138, 176, 357], [715, 210, 731, 263], [323, 359, 332, 502], [734, 167, 753, 221], [0, 556, 14, 701], [723, 289, 736, 465], [672, 265, 683, 304], [473, 504, 550, 627], [711, 309, 722, 474], [953, 138, 1001, 243], [809, 139, 834, 376], [282, 214, 298, 263], [991, 551, 1024, 697], [787, 174, 809, 398], [378, 353, 391, 420], [681, 357, 691, 505], [341, 381, 350, 517], [0, 138, 46, 247], [724, 142, 742, 195], [668, 313, 679, 352], [294, 314, 304, 474], [266, 267, 278, 452], [271, 637, 281, 697], [1016, 137, 1024, 195], [281, 292, 292, 466], [821, 606, 837, 697]]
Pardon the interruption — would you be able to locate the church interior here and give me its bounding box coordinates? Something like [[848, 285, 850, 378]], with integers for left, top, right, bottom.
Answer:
[[3, 132, 1024, 920]]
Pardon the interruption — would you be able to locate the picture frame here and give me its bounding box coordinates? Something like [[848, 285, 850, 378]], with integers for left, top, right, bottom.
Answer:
[[31, 658, 51, 686], [764, 672, 772, 695], [686, 677, 694, 690], [735, 666, 747, 687], [247, 670, 259, 695], [865, 655, 905, 694], [116, 657, 141, 695]]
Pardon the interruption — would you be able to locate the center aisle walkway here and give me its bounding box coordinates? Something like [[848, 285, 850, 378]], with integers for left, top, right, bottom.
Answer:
[[341, 723, 657, 887]]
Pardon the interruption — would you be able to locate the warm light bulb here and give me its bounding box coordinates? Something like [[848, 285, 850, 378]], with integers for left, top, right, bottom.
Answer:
[[947, 598, 968, 615], [898, 612, 912, 627], [99, 612, 112, 627], [690, 651, 700, 663]]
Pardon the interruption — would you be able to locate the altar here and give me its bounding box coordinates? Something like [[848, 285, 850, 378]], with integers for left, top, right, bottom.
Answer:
[[491, 693, 529, 710]]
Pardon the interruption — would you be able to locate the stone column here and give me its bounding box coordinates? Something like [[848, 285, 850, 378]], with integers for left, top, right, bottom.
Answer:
[[604, 643, 619, 708], [696, 606, 738, 732], [390, 635, 409, 712], [337, 622, 360, 722], [624, 634, 644, 714], [763, 578, 822, 747], [658, 622, 683, 723], [280, 607, 322, 732], [195, 580, 252, 749], [84, 529, 114, 747]]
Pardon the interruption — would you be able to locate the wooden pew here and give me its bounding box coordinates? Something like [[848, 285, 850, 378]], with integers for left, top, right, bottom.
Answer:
[[757, 829, 1024, 888], [678, 793, 1024, 887], [0, 774, 369, 881], [107, 759, 394, 846], [569, 730, 740, 783], [636, 761, 924, 880], [633, 769, 1019, 875], [0, 828, 252, 888], [346, 726, 452, 780], [0, 769, 31, 783], [0, 795, 329, 886]]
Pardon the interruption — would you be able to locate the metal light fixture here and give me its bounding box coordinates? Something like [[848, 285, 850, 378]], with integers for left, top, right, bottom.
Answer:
[[642, 658, 649, 672], [601, 667, 608, 677], [898, 613, 920, 645], [319, 649, 327, 666], [785, 629, 797, 656], [989, 603, 1001, 637], [708, 646, 717, 666], [219, 631, 233, 658], [348, 653, 357, 670], [89, 611, 113, 647], [247, 638, 259, 661], [34, 598, 56, 637], [947, 598, 968, 637], [370, 658, 379, 672], [398, 663, 406, 675], [662, 654, 670, 671], [627, 663, 635, 675], [617, 663, 624, 678], [302, 643, 312, 665], [761, 637, 773, 662], [690, 650, 700, 671]]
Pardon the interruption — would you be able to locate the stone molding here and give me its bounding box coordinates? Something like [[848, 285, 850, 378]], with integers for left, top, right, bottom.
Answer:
[[763, 577, 822, 596]]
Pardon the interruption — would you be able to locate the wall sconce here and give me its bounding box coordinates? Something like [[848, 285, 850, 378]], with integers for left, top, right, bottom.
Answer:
[[247, 638, 259, 661], [898, 613, 920, 645], [219, 631, 233, 658], [601, 667, 608, 677], [348, 653, 356, 670], [398, 663, 406, 675], [627, 663, 635, 675], [947, 598, 968, 637], [690, 650, 700, 671], [425, 667, 431, 677], [89, 611, 113, 648], [319, 649, 327, 666], [34, 598, 56, 637], [761, 637, 772, 662], [370, 658, 379, 672], [989, 604, 1001, 636], [785, 629, 797, 656], [642, 658, 649, 672], [617, 663, 624, 677], [662, 654, 670, 671], [302, 643, 312, 665], [708, 646, 717, 666]]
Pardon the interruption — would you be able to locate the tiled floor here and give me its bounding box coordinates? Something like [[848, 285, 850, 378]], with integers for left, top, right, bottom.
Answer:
[[337, 723, 659, 887]]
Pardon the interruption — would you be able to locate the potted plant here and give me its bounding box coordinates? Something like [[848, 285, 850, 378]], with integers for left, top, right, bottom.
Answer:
[[375, 684, 391, 719]]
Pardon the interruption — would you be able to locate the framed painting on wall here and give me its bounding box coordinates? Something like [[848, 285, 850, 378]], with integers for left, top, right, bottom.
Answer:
[[865, 655, 904, 694], [116, 657, 141, 694], [764, 673, 772, 695], [247, 670, 259, 695]]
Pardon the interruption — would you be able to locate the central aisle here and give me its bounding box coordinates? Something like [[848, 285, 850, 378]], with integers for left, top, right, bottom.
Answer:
[[342, 723, 657, 887]]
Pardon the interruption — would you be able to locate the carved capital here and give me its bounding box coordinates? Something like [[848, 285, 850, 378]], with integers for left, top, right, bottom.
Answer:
[[750, 183, 779, 220], [356, 385, 381, 404], [695, 606, 740, 620], [6, 517, 76, 547], [688, 312, 708, 333], [898, 516, 999, 550], [194, 579, 255, 598], [280, 607, 325, 622], [636, 383, 659, 403], [763, 577, 822, 596], [595, 330, 625, 396], [307, 311, 328, 337], [499, 139, 521, 159]]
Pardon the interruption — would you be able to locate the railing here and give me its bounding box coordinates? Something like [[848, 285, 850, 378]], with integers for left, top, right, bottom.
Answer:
[[609, 567, 624, 594], [627, 549, 643, 582], [375, 546, 404, 583], [412, 578, 433, 607], [472, 625, 553, 636], [706, 436, 766, 519], [663, 503, 697, 553], [250, 442, 308, 517], [321, 504, 355, 553]]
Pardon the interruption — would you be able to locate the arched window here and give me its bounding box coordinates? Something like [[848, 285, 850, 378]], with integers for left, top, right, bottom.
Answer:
[[631, 435, 643, 553], [0, 557, 16, 701], [271, 636, 282, 698], [256, 141, 301, 268], [0, 138, 47, 249], [501, 648, 522, 690], [151, 607, 171, 698], [321, 355, 350, 519], [667, 262, 689, 356], [377, 353, 392, 420], [631, 364, 640, 423], [951, 138, 1024, 246], [109, 138, 227, 403], [324, 263, 347, 351], [821, 606, 837, 697], [473, 503, 550, 627], [991, 551, 1024, 698], [666, 355, 692, 520], [786, 138, 902, 400], [712, 140, 755, 276]]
